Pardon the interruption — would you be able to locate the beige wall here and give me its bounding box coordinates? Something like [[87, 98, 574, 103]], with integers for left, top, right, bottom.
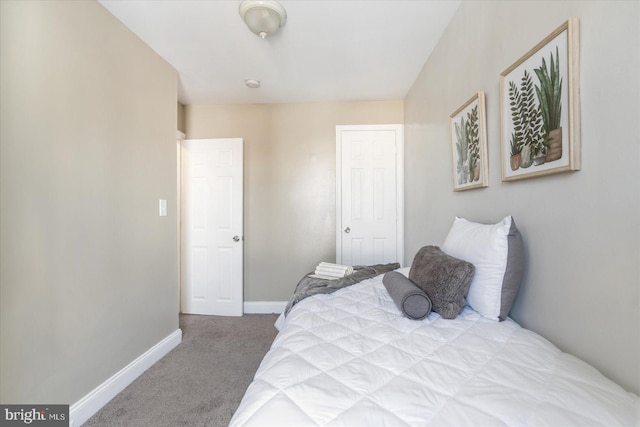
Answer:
[[0, 1, 179, 404], [185, 101, 403, 301], [404, 1, 639, 394]]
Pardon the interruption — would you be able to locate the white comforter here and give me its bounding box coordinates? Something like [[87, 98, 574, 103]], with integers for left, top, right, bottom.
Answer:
[[230, 269, 639, 426]]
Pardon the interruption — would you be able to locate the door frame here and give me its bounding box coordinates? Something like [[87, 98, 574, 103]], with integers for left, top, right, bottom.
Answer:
[[335, 124, 404, 266], [177, 130, 185, 312]]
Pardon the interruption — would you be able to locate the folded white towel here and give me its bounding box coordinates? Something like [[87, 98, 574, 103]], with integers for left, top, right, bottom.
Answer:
[[318, 262, 354, 275], [318, 262, 351, 269], [315, 266, 347, 276], [316, 267, 349, 275], [312, 262, 354, 279]]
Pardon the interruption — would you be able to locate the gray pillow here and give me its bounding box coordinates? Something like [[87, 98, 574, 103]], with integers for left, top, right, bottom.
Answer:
[[499, 219, 525, 320], [408, 246, 475, 319], [382, 271, 432, 320]]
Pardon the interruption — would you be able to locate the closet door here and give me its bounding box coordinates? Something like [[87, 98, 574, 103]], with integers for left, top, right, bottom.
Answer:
[[336, 125, 404, 266], [181, 138, 243, 316]]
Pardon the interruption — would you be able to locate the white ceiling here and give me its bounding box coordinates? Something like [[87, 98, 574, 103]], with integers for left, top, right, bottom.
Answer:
[[98, 0, 460, 105]]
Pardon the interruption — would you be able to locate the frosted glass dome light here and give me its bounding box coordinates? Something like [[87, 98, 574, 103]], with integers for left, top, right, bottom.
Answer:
[[239, 0, 287, 39]]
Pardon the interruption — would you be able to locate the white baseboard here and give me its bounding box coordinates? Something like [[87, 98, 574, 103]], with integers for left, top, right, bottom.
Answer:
[[243, 301, 287, 314], [69, 329, 182, 427]]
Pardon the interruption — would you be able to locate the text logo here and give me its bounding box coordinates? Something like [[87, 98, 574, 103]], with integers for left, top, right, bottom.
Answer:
[[0, 405, 68, 426]]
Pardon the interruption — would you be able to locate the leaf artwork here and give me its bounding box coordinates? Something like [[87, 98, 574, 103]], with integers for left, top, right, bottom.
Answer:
[[454, 104, 480, 184], [508, 70, 546, 166], [501, 18, 579, 180], [466, 105, 480, 181]]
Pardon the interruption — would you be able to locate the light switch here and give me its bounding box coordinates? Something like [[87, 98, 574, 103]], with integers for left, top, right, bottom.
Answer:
[[159, 199, 168, 217]]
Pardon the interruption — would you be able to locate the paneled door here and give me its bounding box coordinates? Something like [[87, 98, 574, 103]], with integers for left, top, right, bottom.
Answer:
[[336, 125, 404, 266], [181, 138, 243, 316]]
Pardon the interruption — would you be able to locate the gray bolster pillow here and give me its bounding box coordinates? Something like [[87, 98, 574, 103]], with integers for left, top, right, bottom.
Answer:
[[383, 271, 432, 320]]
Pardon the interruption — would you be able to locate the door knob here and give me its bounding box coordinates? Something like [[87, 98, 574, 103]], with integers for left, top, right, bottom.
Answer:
[[233, 235, 240, 242], [344, 227, 351, 233]]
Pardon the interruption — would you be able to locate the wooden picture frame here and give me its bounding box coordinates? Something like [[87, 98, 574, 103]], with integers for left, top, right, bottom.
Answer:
[[450, 91, 488, 191], [500, 18, 580, 182]]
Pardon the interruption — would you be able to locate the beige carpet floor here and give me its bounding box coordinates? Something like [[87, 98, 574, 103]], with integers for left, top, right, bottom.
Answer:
[[82, 313, 279, 427]]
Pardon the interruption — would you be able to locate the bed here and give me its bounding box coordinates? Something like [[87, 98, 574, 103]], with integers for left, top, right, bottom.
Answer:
[[230, 217, 639, 426]]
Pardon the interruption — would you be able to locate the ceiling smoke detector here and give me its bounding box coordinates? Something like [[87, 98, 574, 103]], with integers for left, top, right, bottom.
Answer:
[[245, 79, 261, 88], [239, 0, 287, 39]]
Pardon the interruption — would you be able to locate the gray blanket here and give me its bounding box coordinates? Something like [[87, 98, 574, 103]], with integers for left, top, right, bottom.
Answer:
[[284, 263, 400, 316]]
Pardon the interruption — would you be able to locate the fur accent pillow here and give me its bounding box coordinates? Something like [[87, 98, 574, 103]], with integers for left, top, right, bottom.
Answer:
[[408, 246, 475, 319]]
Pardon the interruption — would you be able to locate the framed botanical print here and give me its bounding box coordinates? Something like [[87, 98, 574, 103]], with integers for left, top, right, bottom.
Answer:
[[450, 91, 488, 191], [500, 18, 580, 181]]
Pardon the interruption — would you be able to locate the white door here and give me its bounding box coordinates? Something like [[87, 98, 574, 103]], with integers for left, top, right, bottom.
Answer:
[[181, 138, 243, 316], [337, 125, 404, 266]]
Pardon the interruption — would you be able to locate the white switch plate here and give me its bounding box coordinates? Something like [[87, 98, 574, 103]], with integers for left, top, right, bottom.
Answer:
[[159, 199, 168, 217]]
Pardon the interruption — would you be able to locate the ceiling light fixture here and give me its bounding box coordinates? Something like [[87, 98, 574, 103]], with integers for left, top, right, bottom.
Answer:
[[239, 0, 287, 39]]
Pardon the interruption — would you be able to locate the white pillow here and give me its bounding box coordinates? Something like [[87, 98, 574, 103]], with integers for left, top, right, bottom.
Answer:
[[441, 216, 524, 321]]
